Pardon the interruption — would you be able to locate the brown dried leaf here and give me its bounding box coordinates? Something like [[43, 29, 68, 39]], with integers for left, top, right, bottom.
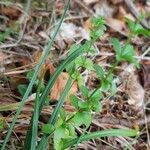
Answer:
[[0, 51, 7, 72], [83, 18, 92, 32], [110, 0, 122, 5], [50, 72, 78, 104], [34, 51, 47, 78], [140, 61, 150, 89], [126, 74, 144, 108], [106, 18, 127, 34], [34, 51, 78, 103], [20, 56, 32, 66], [0, 51, 7, 62], [0, 6, 21, 19], [94, 1, 114, 17], [117, 6, 128, 20], [83, 0, 98, 5]]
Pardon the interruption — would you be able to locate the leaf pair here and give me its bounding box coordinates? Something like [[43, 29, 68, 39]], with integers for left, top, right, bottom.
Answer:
[[94, 64, 117, 95], [111, 38, 139, 67], [54, 119, 76, 150], [126, 17, 150, 37], [70, 85, 102, 112], [75, 56, 94, 71], [90, 17, 106, 40]]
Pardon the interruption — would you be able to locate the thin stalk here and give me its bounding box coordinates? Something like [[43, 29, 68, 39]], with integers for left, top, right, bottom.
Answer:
[[1, 0, 70, 149], [49, 78, 73, 125], [25, 0, 32, 13], [30, 77, 42, 150]]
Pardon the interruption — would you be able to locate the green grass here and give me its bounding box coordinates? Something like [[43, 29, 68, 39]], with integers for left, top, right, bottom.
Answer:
[[63, 129, 138, 149], [30, 77, 42, 150], [1, 0, 71, 149]]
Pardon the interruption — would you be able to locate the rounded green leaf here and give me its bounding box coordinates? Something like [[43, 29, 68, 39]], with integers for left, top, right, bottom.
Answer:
[[70, 95, 79, 109], [17, 84, 28, 96], [79, 85, 89, 98], [54, 124, 66, 140], [59, 108, 66, 121], [67, 124, 76, 136], [42, 123, 54, 134], [74, 111, 91, 128], [94, 64, 105, 80]]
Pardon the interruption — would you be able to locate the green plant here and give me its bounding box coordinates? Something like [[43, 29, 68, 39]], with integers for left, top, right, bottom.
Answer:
[[36, 16, 139, 149], [43, 16, 139, 150], [2, 1, 141, 150], [0, 28, 11, 43], [125, 17, 150, 37]]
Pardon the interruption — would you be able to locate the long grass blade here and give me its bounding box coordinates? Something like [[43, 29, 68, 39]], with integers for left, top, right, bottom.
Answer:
[[30, 77, 42, 150], [37, 77, 73, 150], [63, 129, 138, 149], [23, 0, 70, 150], [1, 0, 70, 149]]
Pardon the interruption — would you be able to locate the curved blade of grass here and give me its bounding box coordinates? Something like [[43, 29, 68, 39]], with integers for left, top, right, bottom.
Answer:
[[1, 0, 70, 149], [63, 129, 138, 149], [38, 46, 84, 111], [30, 77, 42, 150], [23, 43, 85, 149], [49, 77, 73, 125], [0, 103, 19, 111], [37, 77, 73, 150]]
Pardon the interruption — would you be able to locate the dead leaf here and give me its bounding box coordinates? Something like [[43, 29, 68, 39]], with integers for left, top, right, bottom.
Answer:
[[34, 51, 78, 103], [52, 23, 89, 49], [0, 6, 21, 19], [0, 51, 8, 72], [140, 61, 150, 89], [117, 6, 128, 20], [20, 56, 32, 66], [83, 0, 98, 5], [94, 1, 114, 17], [83, 18, 92, 32], [0, 51, 7, 62], [110, 0, 122, 5], [126, 74, 144, 108], [121, 65, 144, 108], [106, 18, 127, 34], [50, 71, 78, 104], [34, 51, 47, 78]]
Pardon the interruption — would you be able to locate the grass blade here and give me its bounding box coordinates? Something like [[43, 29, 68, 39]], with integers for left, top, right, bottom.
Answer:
[[63, 129, 138, 149], [1, 0, 70, 149], [49, 77, 73, 125], [37, 77, 73, 150], [0, 103, 19, 111], [30, 77, 42, 150], [38, 45, 84, 111]]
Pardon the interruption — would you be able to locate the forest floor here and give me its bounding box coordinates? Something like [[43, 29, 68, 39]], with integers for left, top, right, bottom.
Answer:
[[0, 0, 150, 149]]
